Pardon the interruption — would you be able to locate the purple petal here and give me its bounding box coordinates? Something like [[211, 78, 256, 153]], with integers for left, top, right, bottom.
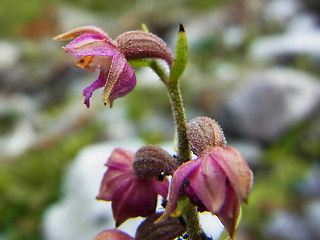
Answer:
[[188, 154, 227, 213], [63, 34, 117, 56], [83, 70, 105, 107], [96, 149, 134, 201], [96, 171, 131, 202], [216, 186, 241, 239], [105, 148, 134, 170], [102, 53, 136, 107], [112, 175, 159, 226], [54, 26, 113, 41], [94, 229, 134, 240], [158, 159, 201, 221], [210, 146, 253, 203], [152, 177, 169, 199]]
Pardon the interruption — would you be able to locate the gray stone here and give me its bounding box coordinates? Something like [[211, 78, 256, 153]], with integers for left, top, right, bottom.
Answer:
[[222, 68, 320, 142], [0, 41, 20, 72], [249, 13, 320, 62]]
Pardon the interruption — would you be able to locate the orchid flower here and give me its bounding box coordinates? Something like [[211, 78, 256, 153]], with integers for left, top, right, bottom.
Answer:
[[159, 117, 253, 239], [54, 26, 173, 107], [96, 148, 169, 226]]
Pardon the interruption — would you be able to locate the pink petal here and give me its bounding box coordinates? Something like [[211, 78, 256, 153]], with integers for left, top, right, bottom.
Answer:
[[111, 175, 159, 226], [188, 154, 226, 213], [96, 149, 134, 201], [152, 177, 169, 199], [105, 148, 134, 170], [216, 186, 241, 239], [53, 26, 113, 42], [159, 159, 202, 221], [94, 229, 134, 240], [63, 34, 117, 56], [103, 53, 136, 107], [83, 70, 105, 108], [96, 170, 131, 202], [210, 146, 253, 203]]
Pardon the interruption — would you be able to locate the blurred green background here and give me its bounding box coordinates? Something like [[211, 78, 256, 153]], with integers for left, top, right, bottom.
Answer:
[[0, 0, 319, 239]]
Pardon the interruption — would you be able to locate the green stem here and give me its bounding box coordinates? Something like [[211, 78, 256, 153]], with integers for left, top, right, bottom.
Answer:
[[150, 60, 202, 240], [184, 203, 202, 240], [166, 80, 191, 164]]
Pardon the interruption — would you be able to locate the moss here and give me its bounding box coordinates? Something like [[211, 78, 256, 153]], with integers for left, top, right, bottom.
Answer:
[[0, 122, 102, 240]]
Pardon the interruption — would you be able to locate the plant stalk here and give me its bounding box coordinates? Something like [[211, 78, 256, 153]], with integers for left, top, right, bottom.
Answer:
[[150, 60, 202, 240]]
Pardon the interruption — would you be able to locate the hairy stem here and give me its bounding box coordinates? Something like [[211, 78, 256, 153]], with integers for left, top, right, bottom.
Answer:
[[166, 80, 191, 164], [150, 60, 201, 240], [184, 204, 202, 240]]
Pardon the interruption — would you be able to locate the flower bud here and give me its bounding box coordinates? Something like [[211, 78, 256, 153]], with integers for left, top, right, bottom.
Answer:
[[133, 146, 178, 179], [187, 117, 226, 156], [115, 31, 174, 66], [135, 213, 186, 240], [170, 24, 188, 82]]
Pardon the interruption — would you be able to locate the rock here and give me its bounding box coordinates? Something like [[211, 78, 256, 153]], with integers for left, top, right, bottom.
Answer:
[[221, 68, 320, 142], [0, 41, 20, 72], [249, 13, 320, 63]]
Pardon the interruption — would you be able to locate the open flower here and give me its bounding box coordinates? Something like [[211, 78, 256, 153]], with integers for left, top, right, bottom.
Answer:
[[161, 146, 253, 239], [54, 26, 173, 107], [96, 148, 169, 226]]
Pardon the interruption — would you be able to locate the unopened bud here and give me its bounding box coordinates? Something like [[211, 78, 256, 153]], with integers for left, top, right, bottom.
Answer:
[[133, 146, 178, 179], [187, 117, 226, 156], [136, 213, 186, 240], [115, 31, 174, 67]]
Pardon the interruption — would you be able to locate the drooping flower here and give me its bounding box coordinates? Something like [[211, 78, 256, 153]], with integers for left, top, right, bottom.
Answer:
[[96, 148, 169, 226], [54, 26, 173, 107], [161, 146, 253, 239], [159, 117, 253, 239]]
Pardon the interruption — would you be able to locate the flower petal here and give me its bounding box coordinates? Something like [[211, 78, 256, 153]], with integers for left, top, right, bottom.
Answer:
[[105, 148, 134, 170], [94, 229, 134, 240], [116, 31, 174, 66], [158, 159, 201, 221], [216, 186, 241, 239], [210, 146, 253, 203], [83, 70, 105, 107], [63, 34, 117, 56], [111, 174, 159, 226], [96, 149, 134, 201], [53, 26, 113, 42], [188, 154, 227, 213], [103, 53, 136, 107], [152, 177, 169, 199]]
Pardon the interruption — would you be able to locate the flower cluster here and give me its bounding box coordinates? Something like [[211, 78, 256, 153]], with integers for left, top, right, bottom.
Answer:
[[55, 25, 253, 240]]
